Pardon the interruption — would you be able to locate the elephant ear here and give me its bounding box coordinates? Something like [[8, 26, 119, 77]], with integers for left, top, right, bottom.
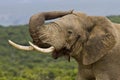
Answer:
[[83, 16, 116, 65]]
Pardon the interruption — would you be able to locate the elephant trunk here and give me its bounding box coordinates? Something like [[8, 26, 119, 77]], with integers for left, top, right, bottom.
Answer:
[[8, 10, 73, 54], [29, 10, 73, 43]]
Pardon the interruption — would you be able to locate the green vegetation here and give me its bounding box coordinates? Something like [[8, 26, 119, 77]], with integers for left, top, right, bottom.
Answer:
[[107, 15, 120, 23], [0, 16, 120, 80], [0, 25, 77, 80]]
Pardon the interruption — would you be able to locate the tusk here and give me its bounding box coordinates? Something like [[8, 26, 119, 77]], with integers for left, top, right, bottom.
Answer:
[[29, 41, 55, 53], [8, 40, 34, 51]]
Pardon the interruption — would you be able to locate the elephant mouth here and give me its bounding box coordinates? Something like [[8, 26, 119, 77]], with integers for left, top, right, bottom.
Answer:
[[32, 42, 70, 60], [52, 47, 71, 60], [38, 43, 52, 48]]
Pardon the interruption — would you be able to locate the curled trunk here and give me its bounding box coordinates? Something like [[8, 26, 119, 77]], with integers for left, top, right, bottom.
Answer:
[[29, 10, 73, 43]]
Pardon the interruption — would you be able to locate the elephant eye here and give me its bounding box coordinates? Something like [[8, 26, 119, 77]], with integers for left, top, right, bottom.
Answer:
[[68, 30, 73, 34]]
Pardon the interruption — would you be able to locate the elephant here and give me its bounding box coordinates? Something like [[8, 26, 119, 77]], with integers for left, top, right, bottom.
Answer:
[[8, 10, 120, 80]]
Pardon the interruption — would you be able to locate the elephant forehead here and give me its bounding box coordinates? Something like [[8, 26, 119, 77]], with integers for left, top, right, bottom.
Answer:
[[54, 14, 82, 29]]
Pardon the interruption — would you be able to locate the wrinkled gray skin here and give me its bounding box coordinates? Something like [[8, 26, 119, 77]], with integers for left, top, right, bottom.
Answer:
[[29, 10, 120, 80]]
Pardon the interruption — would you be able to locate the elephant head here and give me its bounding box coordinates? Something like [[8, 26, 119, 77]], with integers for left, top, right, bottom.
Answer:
[[8, 10, 116, 64]]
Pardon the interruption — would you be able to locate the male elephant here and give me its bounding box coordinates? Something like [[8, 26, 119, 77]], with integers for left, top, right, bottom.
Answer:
[[8, 10, 120, 80]]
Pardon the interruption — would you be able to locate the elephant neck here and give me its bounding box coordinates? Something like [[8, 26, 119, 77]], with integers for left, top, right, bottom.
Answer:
[[70, 43, 83, 64]]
